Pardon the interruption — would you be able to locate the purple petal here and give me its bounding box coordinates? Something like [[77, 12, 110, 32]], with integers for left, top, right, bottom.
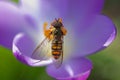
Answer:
[[20, 0, 104, 24], [19, 0, 40, 24], [13, 33, 53, 66], [46, 58, 92, 80], [0, 1, 27, 49], [38, 0, 104, 22], [66, 15, 116, 58]]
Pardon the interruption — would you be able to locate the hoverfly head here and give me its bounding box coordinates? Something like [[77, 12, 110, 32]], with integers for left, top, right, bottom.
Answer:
[[51, 18, 63, 28]]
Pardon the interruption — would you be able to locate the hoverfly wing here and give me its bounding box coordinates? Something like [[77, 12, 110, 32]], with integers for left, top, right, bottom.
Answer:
[[53, 51, 63, 68], [31, 38, 52, 60]]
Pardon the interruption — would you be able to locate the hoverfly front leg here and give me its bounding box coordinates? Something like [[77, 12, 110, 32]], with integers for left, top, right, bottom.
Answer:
[[61, 27, 67, 35], [43, 22, 54, 40]]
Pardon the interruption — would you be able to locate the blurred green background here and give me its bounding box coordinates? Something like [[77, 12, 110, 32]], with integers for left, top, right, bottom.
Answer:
[[0, 0, 120, 80]]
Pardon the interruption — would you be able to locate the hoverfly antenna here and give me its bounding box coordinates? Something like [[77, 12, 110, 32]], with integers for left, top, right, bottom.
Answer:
[[58, 18, 62, 21], [58, 18, 62, 23], [55, 18, 58, 22], [58, 18, 60, 21]]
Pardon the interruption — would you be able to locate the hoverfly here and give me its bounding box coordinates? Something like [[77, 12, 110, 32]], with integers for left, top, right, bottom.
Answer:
[[31, 18, 67, 68]]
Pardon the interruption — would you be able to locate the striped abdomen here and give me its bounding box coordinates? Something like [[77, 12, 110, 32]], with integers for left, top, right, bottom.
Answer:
[[52, 41, 62, 59]]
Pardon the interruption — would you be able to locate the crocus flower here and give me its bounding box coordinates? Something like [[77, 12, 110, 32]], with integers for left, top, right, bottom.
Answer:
[[0, 0, 116, 80]]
